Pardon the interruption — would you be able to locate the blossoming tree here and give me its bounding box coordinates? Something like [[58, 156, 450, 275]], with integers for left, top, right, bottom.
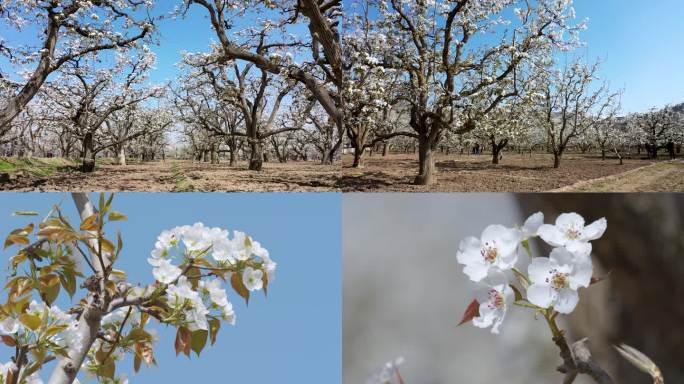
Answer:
[[0, 0, 156, 130], [0, 193, 276, 384]]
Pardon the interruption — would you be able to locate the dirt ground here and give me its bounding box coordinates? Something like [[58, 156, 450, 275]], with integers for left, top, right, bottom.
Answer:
[[0, 159, 341, 192], [558, 160, 684, 192], [340, 152, 683, 192]]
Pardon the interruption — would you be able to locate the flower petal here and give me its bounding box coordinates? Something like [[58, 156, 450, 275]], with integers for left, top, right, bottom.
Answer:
[[537, 224, 566, 247], [582, 217, 607, 241], [566, 240, 592, 258], [527, 283, 556, 309], [522, 212, 544, 236], [528, 257, 552, 284], [555, 212, 585, 230], [554, 289, 579, 314], [456, 237, 482, 264], [463, 262, 489, 282]]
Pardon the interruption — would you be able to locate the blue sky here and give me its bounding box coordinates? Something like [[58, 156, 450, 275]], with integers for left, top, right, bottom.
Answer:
[[0, 193, 341, 383], [1, 0, 682, 113]]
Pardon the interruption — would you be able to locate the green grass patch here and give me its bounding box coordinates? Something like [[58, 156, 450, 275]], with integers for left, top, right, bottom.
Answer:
[[0, 157, 76, 177], [171, 162, 195, 192]]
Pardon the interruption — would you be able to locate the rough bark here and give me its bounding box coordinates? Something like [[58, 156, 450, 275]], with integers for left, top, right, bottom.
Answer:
[[81, 133, 95, 173], [414, 135, 436, 185], [249, 141, 264, 171], [117, 146, 126, 166]]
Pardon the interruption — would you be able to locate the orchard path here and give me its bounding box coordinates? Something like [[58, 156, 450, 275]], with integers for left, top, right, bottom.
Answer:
[[556, 160, 684, 192]]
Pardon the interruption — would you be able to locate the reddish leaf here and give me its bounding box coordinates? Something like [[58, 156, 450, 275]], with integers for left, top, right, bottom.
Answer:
[[457, 299, 480, 327], [1, 336, 16, 347], [174, 327, 191, 357]]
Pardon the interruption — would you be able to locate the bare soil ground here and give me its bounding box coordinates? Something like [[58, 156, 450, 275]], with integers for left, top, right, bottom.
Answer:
[[340, 152, 683, 192], [0, 159, 340, 192]]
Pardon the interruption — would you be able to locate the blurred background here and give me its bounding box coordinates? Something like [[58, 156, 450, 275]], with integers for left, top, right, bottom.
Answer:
[[343, 193, 683, 384]]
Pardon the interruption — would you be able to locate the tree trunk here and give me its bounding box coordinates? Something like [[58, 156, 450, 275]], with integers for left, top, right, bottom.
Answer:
[[352, 146, 364, 168], [414, 136, 436, 185], [210, 145, 219, 164], [229, 148, 236, 166], [492, 145, 501, 165], [118, 146, 126, 166], [382, 142, 389, 156], [202, 150, 209, 163], [81, 133, 95, 173], [553, 152, 562, 168], [249, 141, 264, 171], [601, 148, 606, 161]]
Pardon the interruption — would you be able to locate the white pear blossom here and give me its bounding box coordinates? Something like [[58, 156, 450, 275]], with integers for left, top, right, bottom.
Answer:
[[148, 257, 182, 284], [0, 317, 21, 335], [457, 224, 521, 282], [472, 270, 513, 334], [167, 276, 209, 331], [520, 212, 544, 240], [537, 213, 606, 257], [199, 279, 236, 324], [527, 247, 593, 314], [242, 267, 264, 291]]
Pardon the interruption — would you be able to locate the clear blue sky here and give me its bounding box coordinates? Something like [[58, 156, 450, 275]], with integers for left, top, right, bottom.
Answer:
[[1, 0, 682, 113], [0, 193, 341, 383]]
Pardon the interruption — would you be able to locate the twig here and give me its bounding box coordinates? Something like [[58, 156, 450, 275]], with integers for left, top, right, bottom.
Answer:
[[101, 307, 133, 365], [555, 335, 614, 384]]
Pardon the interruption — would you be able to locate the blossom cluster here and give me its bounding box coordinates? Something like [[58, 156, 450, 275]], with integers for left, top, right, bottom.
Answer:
[[456, 212, 606, 333], [147, 222, 276, 331]]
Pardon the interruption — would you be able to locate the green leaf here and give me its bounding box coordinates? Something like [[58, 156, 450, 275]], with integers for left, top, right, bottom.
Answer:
[[108, 211, 128, 221], [98, 360, 115, 379], [42, 283, 60, 306], [231, 272, 250, 305], [60, 271, 77, 298], [190, 330, 208, 356], [19, 313, 41, 331], [98, 193, 106, 215], [208, 318, 221, 346], [80, 214, 99, 231]]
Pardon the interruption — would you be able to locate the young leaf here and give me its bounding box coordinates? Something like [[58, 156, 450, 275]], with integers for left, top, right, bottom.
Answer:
[[208, 318, 221, 346], [80, 214, 99, 231], [231, 272, 250, 305], [1, 335, 16, 347], [190, 330, 209, 356], [457, 299, 480, 327], [19, 313, 41, 331], [108, 211, 128, 221], [174, 327, 191, 357]]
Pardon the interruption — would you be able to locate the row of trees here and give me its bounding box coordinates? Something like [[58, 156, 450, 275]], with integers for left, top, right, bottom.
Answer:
[[344, 0, 683, 184], [1, 0, 681, 180], [1, 0, 343, 172]]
